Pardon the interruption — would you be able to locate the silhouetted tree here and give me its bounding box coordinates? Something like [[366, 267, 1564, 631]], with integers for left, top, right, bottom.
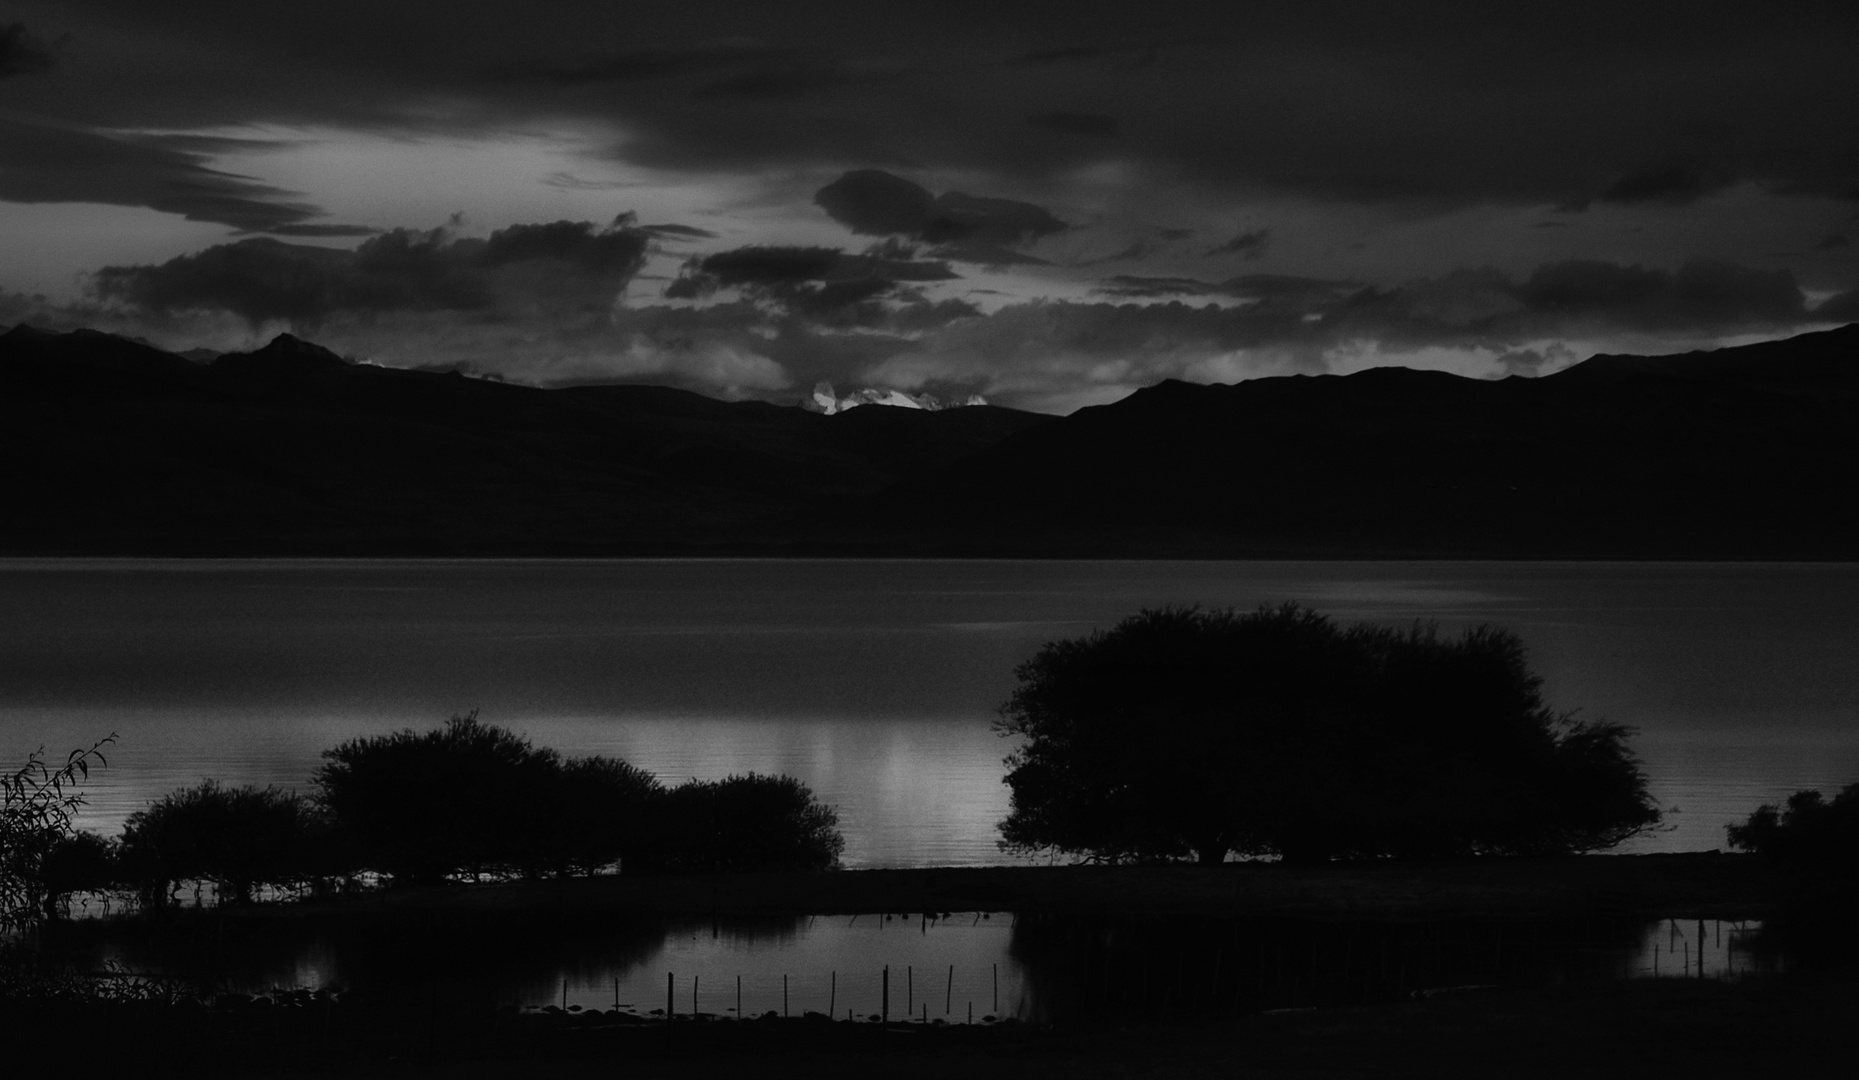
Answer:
[[314, 712, 564, 884], [38, 831, 119, 919], [996, 604, 1660, 864], [119, 781, 321, 905], [650, 773, 845, 873], [547, 755, 664, 876], [1728, 783, 1859, 885], [1, 736, 111, 936]]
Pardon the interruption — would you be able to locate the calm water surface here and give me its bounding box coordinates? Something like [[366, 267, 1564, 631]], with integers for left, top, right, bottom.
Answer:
[[69, 911, 1781, 1022], [4, 559, 1858, 862]]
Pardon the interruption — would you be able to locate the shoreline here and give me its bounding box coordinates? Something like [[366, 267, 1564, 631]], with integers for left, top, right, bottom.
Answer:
[[225, 852, 1783, 925]]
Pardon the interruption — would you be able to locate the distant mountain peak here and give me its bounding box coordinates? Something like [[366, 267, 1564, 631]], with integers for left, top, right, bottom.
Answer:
[[212, 332, 353, 375], [802, 380, 988, 414]]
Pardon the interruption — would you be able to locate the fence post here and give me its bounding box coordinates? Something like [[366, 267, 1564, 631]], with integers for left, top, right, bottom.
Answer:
[[883, 965, 889, 1023]]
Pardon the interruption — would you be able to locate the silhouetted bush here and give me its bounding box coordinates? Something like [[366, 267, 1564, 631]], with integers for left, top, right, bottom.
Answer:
[[1728, 783, 1859, 886], [547, 755, 665, 876], [2, 737, 111, 936], [38, 831, 118, 918], [120, 781, 322, 905], [996, 604, 1661, 864], [649, 774, 845, 873], [314, 712, 564, 884]]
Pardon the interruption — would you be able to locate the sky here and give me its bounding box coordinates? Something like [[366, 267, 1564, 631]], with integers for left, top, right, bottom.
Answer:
[[2, 1, 1856, 413]]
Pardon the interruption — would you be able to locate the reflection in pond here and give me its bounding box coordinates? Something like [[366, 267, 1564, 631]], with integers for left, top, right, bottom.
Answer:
[[48, 910, 1787, 1025]]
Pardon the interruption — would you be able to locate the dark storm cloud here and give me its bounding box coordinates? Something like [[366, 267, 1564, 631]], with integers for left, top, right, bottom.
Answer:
[[0, 119, 367, 235], [1205, 229, 1271, 259], [929, 244, 1053, 268], [0, 22, 61, 77], [679, 246, 842, 287], [663, 243, 960, 320], [1027, 112, 1118, 137], [1078, 241, 1156, 266], [11, 3, 1859, 213], [1079, 259, 1811, 365], [1007, 43, 1160, 68], [1814, 234, 1850, 250], [486, 42, 808, 87], [1596, 155, 1736, 206], [690, 65, 856, 100], [266, 223, 384, 237], [1093, 273, 1360, 303], [94, 219, 651, 327], [1094, 275, 1222, 298], [814, 170, 1067, 247], [813, 170, 935, 236], [10, 4, 1856, 216], [1513, 259, 1805, 328]]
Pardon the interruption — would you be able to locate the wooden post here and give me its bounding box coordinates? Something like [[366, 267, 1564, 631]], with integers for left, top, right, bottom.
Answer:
[[783, 974, 788, 1018], [561, 978, 567, 1010], [830, 971, 836, 1018], [737, 974, 741, 1018], [993, 963, 998, 1013], [666, 972, 673, 1028], [613, 977, 619, 1010], [946, 965, 953, 1014], [907, 965, 913, 1013], [693, 974, 699, 1017], [883, 965, 889, 1023]]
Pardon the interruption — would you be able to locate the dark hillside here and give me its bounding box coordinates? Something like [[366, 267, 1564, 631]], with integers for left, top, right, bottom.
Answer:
[[847, 323, 1859, 558], [0, 326, 1051, 555], [4, 322, 1854, 557]]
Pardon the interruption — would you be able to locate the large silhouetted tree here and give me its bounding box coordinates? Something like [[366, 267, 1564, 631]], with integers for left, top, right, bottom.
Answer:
[[995, 604, 1661, 864], [119, 781, 321, 905], [314, 712, 568, 884], [647, 774, 845, 873]]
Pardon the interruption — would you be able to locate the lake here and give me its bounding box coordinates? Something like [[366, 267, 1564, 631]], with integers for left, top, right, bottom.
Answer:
[[4, 559, 1858, 863]]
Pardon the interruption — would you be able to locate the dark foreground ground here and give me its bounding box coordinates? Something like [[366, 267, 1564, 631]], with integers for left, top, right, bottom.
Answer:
[[3, 972, 1851, 1078]]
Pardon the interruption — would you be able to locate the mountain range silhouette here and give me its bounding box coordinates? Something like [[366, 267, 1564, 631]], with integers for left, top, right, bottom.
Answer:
[[3, 322, 1855, 557]]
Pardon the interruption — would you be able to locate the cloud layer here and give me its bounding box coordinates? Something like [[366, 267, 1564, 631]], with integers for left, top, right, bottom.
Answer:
[[3, 3, 1855, 413]]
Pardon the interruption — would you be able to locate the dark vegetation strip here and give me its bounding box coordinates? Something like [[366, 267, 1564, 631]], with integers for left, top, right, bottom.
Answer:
[[0, 972, 1851, 1077], [227, 853, 1783, 924]]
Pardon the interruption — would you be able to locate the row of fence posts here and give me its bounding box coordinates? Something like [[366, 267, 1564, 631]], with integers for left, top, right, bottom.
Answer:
[[624, 962, 1001, 1025]]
